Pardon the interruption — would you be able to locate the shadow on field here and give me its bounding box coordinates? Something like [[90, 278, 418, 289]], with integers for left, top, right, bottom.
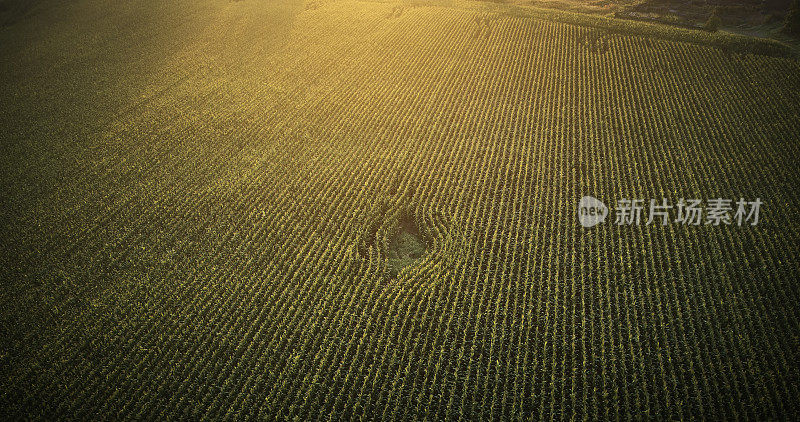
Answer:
[[0, 0, 49, 26], [0, 1, 305, 417]]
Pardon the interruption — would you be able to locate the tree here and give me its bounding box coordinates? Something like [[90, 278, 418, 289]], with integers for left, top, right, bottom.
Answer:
[[785, 0, 800, 36], [704, 7, 722, 32]]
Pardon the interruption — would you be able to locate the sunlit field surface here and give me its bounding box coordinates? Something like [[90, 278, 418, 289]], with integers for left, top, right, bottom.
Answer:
[[1, 0, 799, 419]]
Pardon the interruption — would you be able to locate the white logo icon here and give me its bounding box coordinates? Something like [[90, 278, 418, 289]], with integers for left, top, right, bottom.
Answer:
[[578, 196, 608, 228]]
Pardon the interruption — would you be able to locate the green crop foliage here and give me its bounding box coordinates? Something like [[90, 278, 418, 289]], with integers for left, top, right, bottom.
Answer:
[[1, 0, 799, 420]]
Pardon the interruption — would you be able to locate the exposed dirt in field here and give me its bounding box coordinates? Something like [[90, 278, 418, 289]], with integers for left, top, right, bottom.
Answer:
[[386, 212, 427, 278]]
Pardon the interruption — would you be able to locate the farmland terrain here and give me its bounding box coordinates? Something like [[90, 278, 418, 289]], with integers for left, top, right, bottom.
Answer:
[[1, 0, 800, 419]]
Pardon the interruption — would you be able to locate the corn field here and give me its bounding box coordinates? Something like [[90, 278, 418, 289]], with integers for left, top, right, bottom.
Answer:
[[1, 0, 799, 419]]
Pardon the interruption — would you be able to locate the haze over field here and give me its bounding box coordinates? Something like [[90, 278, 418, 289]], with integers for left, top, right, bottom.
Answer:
[[2, 0, 799, 419]]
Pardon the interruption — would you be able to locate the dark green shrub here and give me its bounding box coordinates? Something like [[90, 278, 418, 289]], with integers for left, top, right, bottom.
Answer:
[[784, 0, 800, 36], [704, 7, 722, 32]]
